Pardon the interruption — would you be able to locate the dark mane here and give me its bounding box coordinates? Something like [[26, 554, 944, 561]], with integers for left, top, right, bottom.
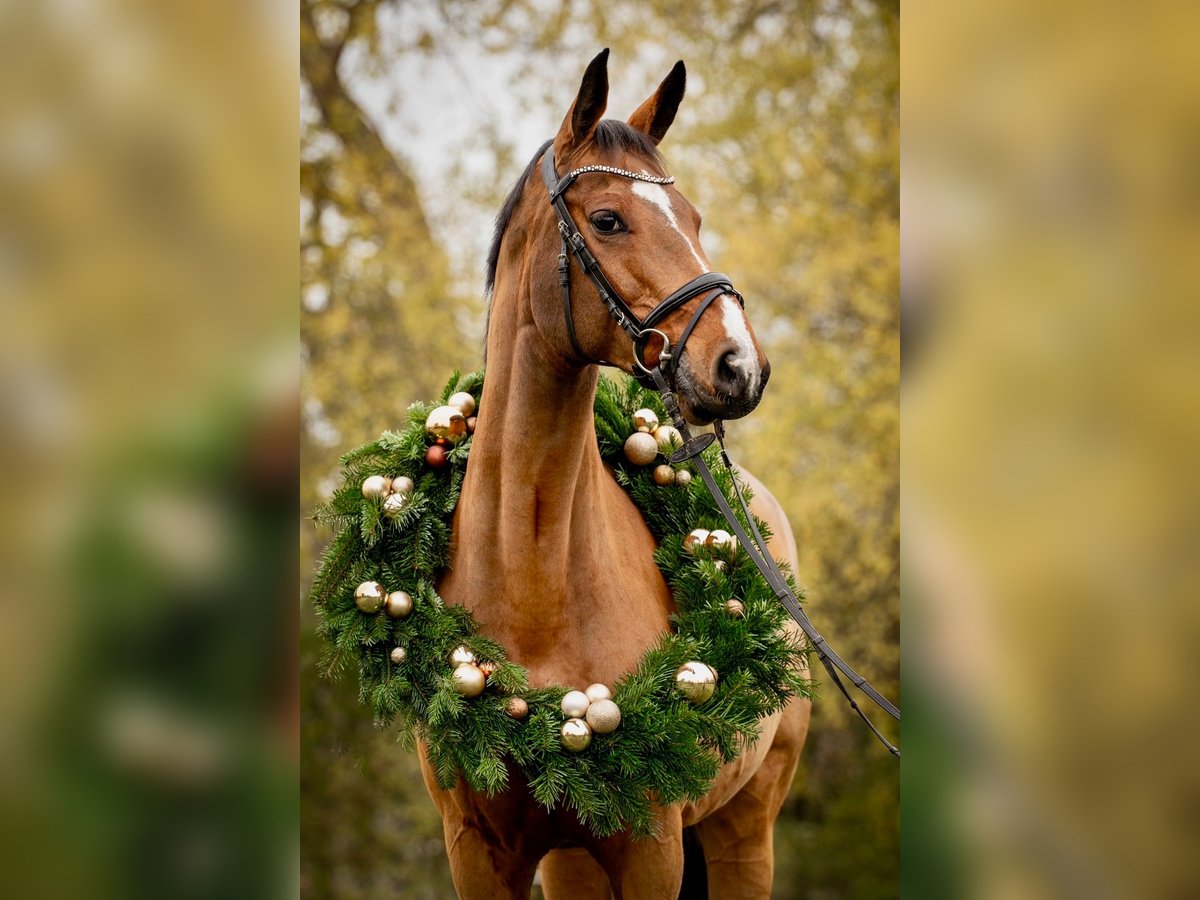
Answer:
[[483, 121, 664, 296]]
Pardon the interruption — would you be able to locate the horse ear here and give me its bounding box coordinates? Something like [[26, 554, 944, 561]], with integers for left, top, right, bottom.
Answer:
[[627, 60, 686, 145], [554, 48, 609, 160]]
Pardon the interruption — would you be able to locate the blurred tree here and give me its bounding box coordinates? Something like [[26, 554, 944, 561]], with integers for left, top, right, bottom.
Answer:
[[300, 1, 897, 897]]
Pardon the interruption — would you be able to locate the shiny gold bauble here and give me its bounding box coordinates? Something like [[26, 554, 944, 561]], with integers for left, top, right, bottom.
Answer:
[[425, 405, 468, 443], [633, 408, 660, 433], [505, 697, 529, 719], [382, 492, 408, 519], [683, 528, 710, 555], [451, 663, 486, 697], [561, 690, 591, 719], [584, 683, 611, 704], [385, 590, 413, 619], [623, 432, 659, 466], [361, 475, 391, 500], [706, 529, 735, 554], [425, 444, 449, 468], [725, 598, 746, 619], [675, 469, 692, 487], [450, 645, 476, 666], [674, 661, 718, 704], [653, 425, 682, 451], [560, 718, 593, 752], [390, 646, 407, 664], [585, 699, 622, 734], [653, 464, 676, 486], [447, 391, 477, 417], [389, 475, 414, 496], [353, 581, 385, 614]]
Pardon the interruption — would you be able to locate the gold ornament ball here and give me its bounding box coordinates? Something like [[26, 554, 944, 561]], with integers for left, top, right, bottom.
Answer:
[[560, 718, 593, 752], [389, 475, 414, 496], [584, 683, 611, 704], [675, 469, 692, 487], [425, 405, 468, 443], [653, 424, 682, 451], [450, 645, 477, 666], [653, 464, 676, 486], [706, 529, 735, 554], [448, 391, 477, 417], [675, 661, 718, 704], [353, 581, 385, 614], [725, 598, 746, 619], [385, 590, 413, 619], [505, 697, 529, 719], [451, 663, 486, 697], [683, 528, 711, 555], [425, 444, 449, 469], [561, 690, 591, 719], [361, 475, 391, 500], [382, 492, 408, 519], [585, 699, 622, 734], [633, 408, 660, 433], [624, 432, 659, 466], [390, 646, 407, 664]]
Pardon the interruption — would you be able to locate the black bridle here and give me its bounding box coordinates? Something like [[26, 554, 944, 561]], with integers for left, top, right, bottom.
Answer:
[[542, 147, 901, 757]]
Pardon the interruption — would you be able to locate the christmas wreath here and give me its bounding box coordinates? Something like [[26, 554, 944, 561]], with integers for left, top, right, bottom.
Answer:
[[309, 369, 812, 837]]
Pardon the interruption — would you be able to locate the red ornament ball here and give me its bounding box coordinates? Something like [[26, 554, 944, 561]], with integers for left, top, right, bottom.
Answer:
[[426, 444, 449, 468]]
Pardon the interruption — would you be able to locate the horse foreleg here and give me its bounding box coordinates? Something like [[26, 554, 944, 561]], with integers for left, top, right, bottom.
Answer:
[[540, 847, 612, 898], [439, 816, 538, 900], [588, 809, 685, 899], [692, 697, 811, 898]]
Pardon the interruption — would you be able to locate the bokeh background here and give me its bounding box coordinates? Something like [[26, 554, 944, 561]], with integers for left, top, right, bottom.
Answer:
[[300, 1, 899, 897]]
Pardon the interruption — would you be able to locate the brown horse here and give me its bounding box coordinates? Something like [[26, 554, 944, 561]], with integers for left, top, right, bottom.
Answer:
[[422, 50, 811, 898]]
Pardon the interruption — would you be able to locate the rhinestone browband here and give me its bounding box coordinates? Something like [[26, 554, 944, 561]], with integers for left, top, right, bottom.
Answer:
[[559, 164, 675, 185]]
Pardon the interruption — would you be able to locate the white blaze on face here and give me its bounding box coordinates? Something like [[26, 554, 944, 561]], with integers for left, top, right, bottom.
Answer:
[[630, 181, 709, 273]]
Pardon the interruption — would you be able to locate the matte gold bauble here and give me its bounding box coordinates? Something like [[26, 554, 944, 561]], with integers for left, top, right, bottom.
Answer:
[[560, 718, 592, 752], [353, 581, 385, 614], [584, 683, 611, 704], [653, 464, 676, 486], [706, 529, 735, 554], [632, 408, 659, 433], [683, 529, 710, 555], [385, 590, 413, 619], [585, 699, 622, 734], [623, 432, 658, 466], [675, 469, 692, 487], [389, 475, 414, 497], [425, 444, 448, 468], [447, 391, 476, 417], [653, 425, 682, 451], [361, 475, 391, 500], [505, 697, 529, 719], [450, 645, 476, 666], [451, 663, 486, 697], [561, 690, 590, 719], [382, 492, 408, 519], [390, 646, 407, 664], [725, 598, 746, 619], [674, 661, 718, 704], [425, 405, 468, 443]]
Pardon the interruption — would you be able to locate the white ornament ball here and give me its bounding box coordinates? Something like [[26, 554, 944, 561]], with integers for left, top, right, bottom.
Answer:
[[385, 590, 413, 619], [683, 529, 711, 555], [425, 405, 468, 443], [584, 683, 611, 703], [389, 475, 414, 496], [354, 581, 385, 614], [561, 690, 591, 719], [633, 408, 660, 433], [361, 475, 391, 500], [560, 718, 592, 752], [382, 492, 408, 519], [675, 470, 692, 487], [390, 646, 407, 664], [585, 699, 622, 734], [706, 529, 735, 554], [449, 645, 476, 666], [653, 425, 682, 451], [624, 432, 659, 466], [448, 391, 476, 417]]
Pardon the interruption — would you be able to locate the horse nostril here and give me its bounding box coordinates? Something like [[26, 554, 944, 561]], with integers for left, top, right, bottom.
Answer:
[[714, 349, 747, 396]]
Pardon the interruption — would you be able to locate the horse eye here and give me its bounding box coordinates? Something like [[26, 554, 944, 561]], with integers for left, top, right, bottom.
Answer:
[[590, 211, 624, 235]]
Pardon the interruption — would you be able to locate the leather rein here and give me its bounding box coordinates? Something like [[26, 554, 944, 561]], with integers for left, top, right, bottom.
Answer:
[[541, 148, 900, 757]]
